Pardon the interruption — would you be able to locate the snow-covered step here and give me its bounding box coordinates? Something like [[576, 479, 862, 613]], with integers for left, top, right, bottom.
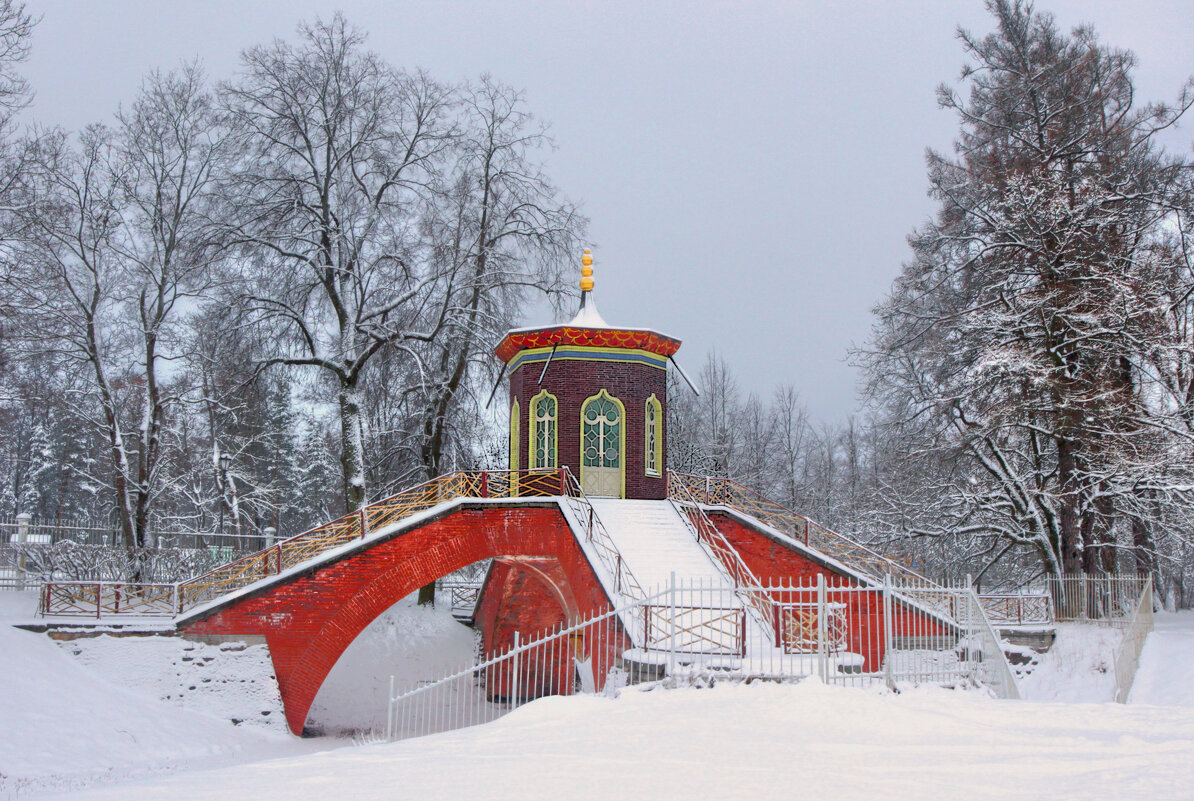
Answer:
[[587, 499, 732, 597]]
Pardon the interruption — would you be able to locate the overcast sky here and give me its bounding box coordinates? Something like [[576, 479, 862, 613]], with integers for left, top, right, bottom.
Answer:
[[20, 1, 1194, 422]]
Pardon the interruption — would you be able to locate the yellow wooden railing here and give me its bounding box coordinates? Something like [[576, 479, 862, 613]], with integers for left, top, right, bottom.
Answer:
[[665, 472, 968, 624], [176, 469, 568, 611], [666, 472, 932, 587], [40, 469, 570, 617]]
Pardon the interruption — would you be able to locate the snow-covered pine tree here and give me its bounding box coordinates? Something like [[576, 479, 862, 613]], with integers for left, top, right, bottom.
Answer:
[[862, 0, 1194, 580]]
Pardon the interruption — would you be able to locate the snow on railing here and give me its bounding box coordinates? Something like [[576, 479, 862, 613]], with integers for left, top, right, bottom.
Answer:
[[667, 472, 931, 587], [1112, 576, 1154, 703], [40, 469, 571, 617], [37, 467, 655, 626], [667, 472, 966, 625], [666, 479, 775, 634], [557, 469, 646, 603]]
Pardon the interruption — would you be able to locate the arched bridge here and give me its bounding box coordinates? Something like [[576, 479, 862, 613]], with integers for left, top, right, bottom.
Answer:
[[39, 469, 978, 735]]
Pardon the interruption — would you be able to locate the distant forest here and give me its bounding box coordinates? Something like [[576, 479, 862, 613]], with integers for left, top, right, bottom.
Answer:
[[3, 2, 1194, 606]]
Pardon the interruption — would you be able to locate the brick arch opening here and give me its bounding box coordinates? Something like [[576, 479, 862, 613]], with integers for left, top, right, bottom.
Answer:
[[181, 505, 612, 735]]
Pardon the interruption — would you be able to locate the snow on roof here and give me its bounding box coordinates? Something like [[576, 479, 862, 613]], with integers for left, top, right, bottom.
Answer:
[[495, 293, 682, 363], [568, 296, 610, 328]]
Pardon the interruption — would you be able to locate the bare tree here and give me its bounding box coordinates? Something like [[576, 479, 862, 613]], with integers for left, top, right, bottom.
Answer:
[[9, 65, 225, 555], [411, 76, 582, 479], [220, 15, 454, 512]]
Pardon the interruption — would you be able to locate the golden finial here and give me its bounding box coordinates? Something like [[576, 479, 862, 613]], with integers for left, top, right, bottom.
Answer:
[[580, 249, 594, 292]]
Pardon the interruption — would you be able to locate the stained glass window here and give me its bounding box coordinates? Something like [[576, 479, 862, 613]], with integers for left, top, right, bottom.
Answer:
[[582, 392, 622, 468], [509, 400, 519, 472], [530, 391, 557, 469], [645, 394, 662, 476]]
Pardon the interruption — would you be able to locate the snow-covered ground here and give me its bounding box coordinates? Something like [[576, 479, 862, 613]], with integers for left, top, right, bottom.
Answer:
[[34, 680, 1194, 801], [1130, 612, 1194, 706], [307, 595, 477, 734], [0, 593, 321, 798], [1017, 622, 1124, 702], [0, 590, 476, 797], [6, 589, 1194, 801]]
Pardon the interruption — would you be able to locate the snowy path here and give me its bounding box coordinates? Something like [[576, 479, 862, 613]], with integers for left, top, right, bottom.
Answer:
[[588, 499, 732, 594], [10, 582, 1194, 800], [1129, 611, 1194, 707], [42, 681, 1194, 801]]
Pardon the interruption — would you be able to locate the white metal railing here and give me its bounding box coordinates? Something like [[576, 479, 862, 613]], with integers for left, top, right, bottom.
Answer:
[[960, 587, 1021, 699], [1112, 577, 1154, 703], [977, 592, 1053, 626], [667, 483, 775, 634], [558, 470, 646, 604], [387, 597, 655, 741], [1047, 575, 1149, 624], [439, 580, 483, 620], [385, 576, 1019, 742]]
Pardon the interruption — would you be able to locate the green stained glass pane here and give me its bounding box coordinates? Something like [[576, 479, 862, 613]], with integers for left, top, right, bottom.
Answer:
[[582, 395, 621, 469]]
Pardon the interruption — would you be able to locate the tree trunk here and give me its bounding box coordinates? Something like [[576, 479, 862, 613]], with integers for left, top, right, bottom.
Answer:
[[417, 582, 436, 607], [1056, 436, 1084, 576], [1131, 513, 1154, 577], [339, 379, 366, 513]]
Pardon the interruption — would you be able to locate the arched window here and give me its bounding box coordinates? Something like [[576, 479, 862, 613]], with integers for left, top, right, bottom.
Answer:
[[529, 390, 558, 470], [580, 389, 626, 497], [645, 394, 662, 477], [509, 399, 520, 473]]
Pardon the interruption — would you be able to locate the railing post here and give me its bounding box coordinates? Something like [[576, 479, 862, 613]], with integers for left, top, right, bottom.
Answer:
[[558, 467, 565, 496], [817, 573, 828, 682], [15, 512, 30, 590], [704, 476, 710, 505], [387, 675, 395, 741], [96, 582, 102, 619], [173, 583, 181, 616], [480, 471, 488, 498], [668, 571, 678, 678], [359, 507, 368, 540], [882, 574, 894, 688], [263, 526, 276, 548], [511, 631, 521, 711]]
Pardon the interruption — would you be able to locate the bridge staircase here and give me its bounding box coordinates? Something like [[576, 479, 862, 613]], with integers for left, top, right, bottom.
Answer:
[[35, 468, 1042, 655]]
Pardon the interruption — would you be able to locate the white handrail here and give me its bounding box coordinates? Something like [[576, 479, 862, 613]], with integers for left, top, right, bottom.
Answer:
[[1113, 576, 1154, 703]]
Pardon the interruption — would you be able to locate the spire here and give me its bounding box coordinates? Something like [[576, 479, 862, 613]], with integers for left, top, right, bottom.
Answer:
[[570, 248, 609, 327], [580, 248, 594, 293], [577, 248, 594, 313]]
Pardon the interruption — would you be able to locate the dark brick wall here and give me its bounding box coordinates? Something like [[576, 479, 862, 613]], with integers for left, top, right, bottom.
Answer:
[[508, 356, 667, 499]]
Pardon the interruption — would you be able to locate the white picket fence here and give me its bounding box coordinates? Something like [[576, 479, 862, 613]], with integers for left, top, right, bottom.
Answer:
[[386, 576, 1020, 742]]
